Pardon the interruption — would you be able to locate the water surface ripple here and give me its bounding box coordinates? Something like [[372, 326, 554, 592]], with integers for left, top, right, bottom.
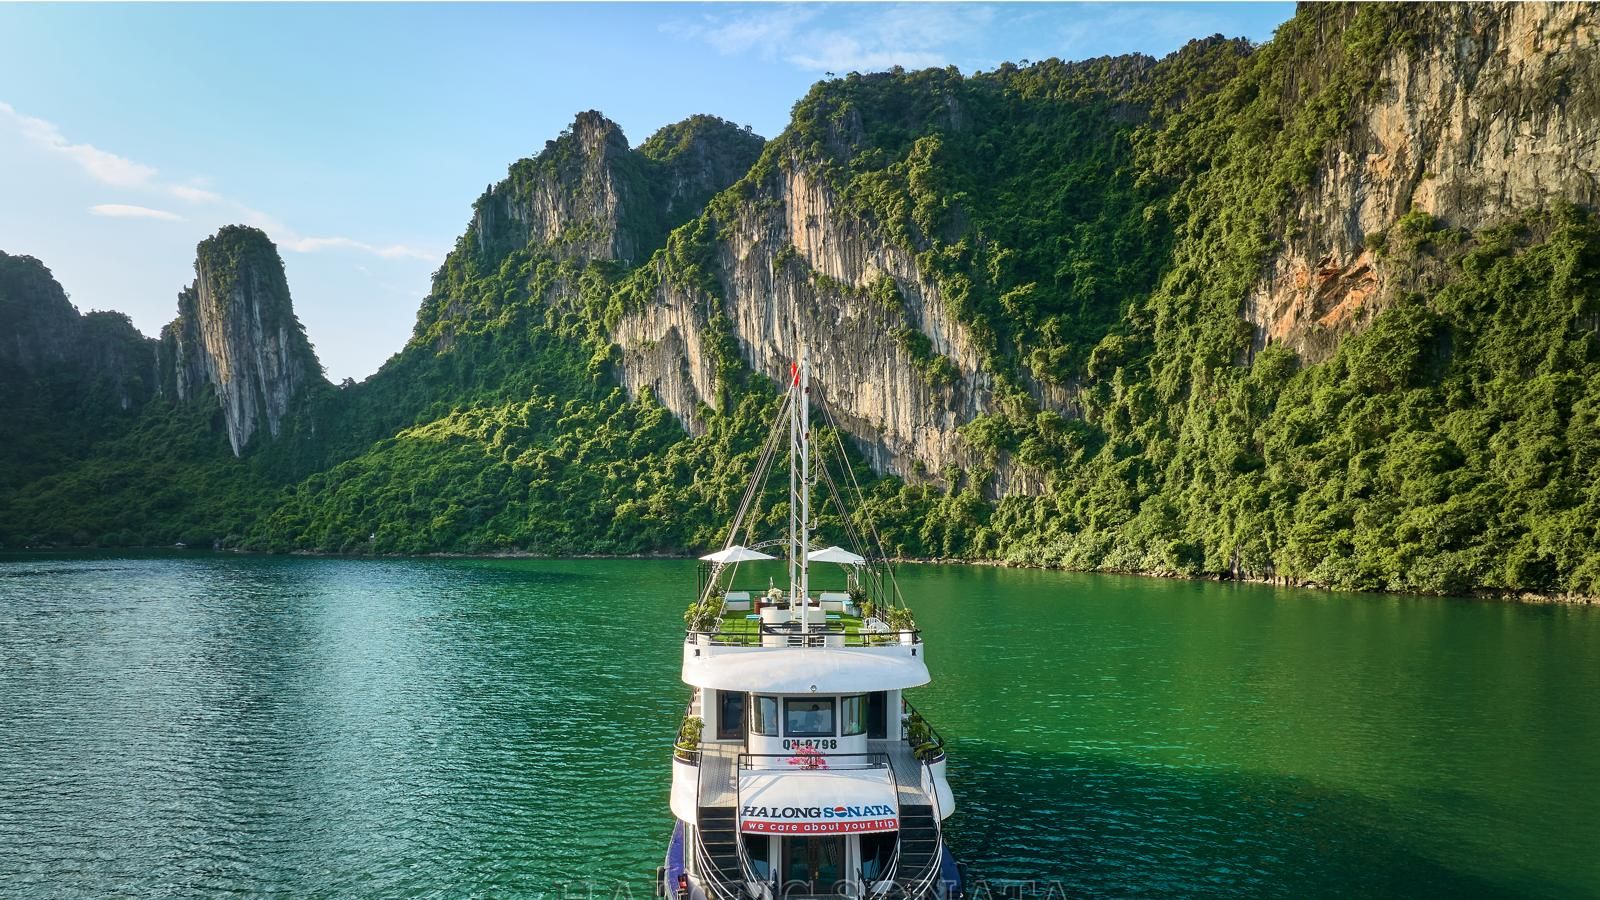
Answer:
[[1, 555, 1596, 897]]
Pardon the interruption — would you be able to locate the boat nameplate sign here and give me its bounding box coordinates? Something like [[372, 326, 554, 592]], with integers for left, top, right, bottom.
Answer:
[[737, 770, 900, 834], [739, 804, 898, 834]]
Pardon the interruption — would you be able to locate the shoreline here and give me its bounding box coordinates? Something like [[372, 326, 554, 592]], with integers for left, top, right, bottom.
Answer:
[[6, 544, 1596, 606]]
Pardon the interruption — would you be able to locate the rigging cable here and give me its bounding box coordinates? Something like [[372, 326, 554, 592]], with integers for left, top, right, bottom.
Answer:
[[814, 389, 910, 610], [698, 388, 795, 606]]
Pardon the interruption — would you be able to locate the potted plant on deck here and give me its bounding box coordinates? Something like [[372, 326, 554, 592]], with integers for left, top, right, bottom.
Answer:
[[684, 595, 725, 636], [676, 715, 703, 763], [885, 606, 916, 644]]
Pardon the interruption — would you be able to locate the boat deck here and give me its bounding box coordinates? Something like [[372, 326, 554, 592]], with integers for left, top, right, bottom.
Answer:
[[696, 740, 927, 809], [700, 744, 740, 807]]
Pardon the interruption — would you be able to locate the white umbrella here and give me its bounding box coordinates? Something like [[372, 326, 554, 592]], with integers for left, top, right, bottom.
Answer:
[[699, 544, 777, 563], [808, 545, 866, 565]]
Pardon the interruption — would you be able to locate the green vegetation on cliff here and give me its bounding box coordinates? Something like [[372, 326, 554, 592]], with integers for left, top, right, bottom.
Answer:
[[0, 252, 155, 494], [991, 205, 1600, 594]]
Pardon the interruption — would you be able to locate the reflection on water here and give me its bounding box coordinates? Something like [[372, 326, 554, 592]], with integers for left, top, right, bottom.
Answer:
[[1, 554, 1597, 897]]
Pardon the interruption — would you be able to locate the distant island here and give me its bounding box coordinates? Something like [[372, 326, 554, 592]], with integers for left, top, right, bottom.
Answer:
[[2, 3, 1598, 601]]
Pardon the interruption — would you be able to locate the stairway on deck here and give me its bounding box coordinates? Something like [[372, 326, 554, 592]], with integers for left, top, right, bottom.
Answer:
[[696, 806, 743, 885], [894, 804, 941, 893]]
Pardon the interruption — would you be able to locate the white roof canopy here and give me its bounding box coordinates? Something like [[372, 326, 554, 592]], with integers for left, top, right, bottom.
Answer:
[[683, 646, 930, 693], [739, 768, 900, 834], [809, 545, 866, 565], [699, 544, 777, 563]]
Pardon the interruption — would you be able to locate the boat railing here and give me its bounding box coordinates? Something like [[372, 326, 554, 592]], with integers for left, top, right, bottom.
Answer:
[[901, 698, 947, 763], [685, 627, 921, 647], [737, 751, 893, 772], [899, 757, 947, 899]]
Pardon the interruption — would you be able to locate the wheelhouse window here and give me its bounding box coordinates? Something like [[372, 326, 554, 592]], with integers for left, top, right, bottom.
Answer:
[[784, 698, 836, 737], [751, 695, 779, 736], [717, 691, 746, 741], [841, 694, 866, 736], [867, 691, 888, 739]]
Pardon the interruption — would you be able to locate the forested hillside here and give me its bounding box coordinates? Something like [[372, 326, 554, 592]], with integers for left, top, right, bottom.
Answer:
[[3, 3, 1598, 598]]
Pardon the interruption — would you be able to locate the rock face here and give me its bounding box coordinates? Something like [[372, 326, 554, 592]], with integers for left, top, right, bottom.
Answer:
[[158, 226, 322, 455], [465, 110, 765, 268], [415, 111, 764, 351], [1248, 1, 1600, 360], [0, 250, 155, 409], [437, 106, 1028, 491], [613, 156, 1047, 495], [469, 111, 639, 264]]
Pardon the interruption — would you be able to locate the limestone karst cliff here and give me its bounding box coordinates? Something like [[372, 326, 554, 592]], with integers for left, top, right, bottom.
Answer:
[[459, 111, 764, 269], [0, 250, 156, 411], [467, 110, 643, 266], [158, 226, 323, 456], [612, 157, 1028, 493], [0, 251, 157, 493], [1246, 2, 1600, 360], [416, 111, 763, 350]]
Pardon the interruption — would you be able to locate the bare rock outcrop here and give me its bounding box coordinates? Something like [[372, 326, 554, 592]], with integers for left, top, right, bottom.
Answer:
[[469, 111, 640, 264], [1248, 2, 1600, 359], [158, 226, 323, 456], [613, 156, 1047, 496], [464, 111, 766, 269], [416, 111, 764, 350]]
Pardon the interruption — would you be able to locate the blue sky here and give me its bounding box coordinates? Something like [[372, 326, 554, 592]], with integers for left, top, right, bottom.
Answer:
[[0, 2, 1292, 380]]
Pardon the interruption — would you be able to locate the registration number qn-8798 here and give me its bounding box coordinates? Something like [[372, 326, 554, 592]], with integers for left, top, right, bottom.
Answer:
[[781, 738, 838, 750]]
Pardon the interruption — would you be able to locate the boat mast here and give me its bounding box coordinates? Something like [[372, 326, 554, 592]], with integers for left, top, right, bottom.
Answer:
[[799, 347, 811, 640], [788, 356, 798, 609]]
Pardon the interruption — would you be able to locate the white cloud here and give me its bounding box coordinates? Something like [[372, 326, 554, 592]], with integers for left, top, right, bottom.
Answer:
[[235, 204, 435, 262], [664, 6, 821, 60], [373, 244, 434, 261], [281, 235, 365, 254], [787, 40, 946, 74], [278, 233, 434, 261], [0, 101, 157, 188], [664, 3, 1274, 77], [90, 203, 182, 221], [663, 3, 992, 73], [168, 183, 223, 203], [3, 98, 436, 264]]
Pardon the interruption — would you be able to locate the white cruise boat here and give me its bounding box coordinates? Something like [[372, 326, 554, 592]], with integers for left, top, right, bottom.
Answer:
[[659, 353, 961, 900]]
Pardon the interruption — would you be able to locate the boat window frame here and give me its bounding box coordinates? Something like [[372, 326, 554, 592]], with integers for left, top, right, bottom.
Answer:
[[866, 691, 888, 740], [840, 694, 867, 736], [783, 697, 837, 738], [717, 690, 746, 741], [751, 695, 779, 736]]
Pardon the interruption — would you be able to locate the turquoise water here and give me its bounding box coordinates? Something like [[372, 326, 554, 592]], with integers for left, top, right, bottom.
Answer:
[[1, 555, 1597, 897]]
